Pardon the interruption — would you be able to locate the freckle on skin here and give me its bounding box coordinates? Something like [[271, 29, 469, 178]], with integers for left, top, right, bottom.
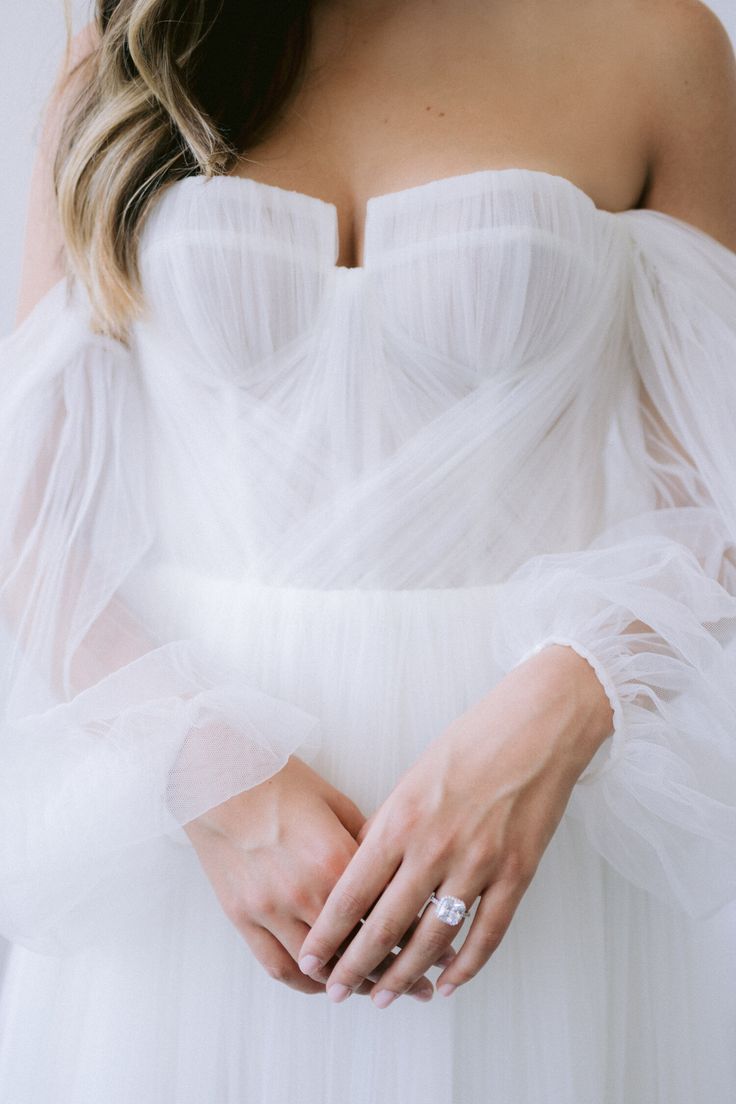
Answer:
[[438, 112, 445, 117], [426, 105, 432, 110]]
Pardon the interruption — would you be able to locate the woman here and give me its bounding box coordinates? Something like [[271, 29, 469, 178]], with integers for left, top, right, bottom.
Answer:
[[1, 0, 736, 1099]]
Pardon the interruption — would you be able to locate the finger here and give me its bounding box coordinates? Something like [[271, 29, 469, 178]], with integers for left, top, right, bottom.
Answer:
[[327, 913, 456, 986], [355, 810, 377, 846], [295, 852, 452, 991], [299, 881, 456, 986], [240, 921, 325, 995], [335, 916, 452, 997], [244, 916, 373, 998], [361, 874, 485, 1006], [348, 941, 435, 1000], [322, 787, 368, 840], [297, 827, 401, 979], [275, 916, 434, 1000], [320, 865, 443, 1000], [269, 916, 373, 997], [340, 914, 458, 969], [362, 901, 458, 967], [433, 876, 525, 997]]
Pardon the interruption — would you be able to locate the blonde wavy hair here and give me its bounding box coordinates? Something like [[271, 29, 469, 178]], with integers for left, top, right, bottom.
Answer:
[[53, 0, 313, 345]]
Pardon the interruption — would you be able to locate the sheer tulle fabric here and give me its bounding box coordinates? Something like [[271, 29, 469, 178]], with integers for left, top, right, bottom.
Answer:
[[0, 276, 323, 954], [0, 168, 735, 1102], [493, 207, 736, 920]]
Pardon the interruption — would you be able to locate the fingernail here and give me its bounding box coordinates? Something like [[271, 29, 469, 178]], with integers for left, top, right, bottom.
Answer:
[[299, 955, 322, 976], [438, 983, 456, 997], [327, 983, 352, 1003], [410, 986, 434, 1002], [372, 989, 398, 1009]]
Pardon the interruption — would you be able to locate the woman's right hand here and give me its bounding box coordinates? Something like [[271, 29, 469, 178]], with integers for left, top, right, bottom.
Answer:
[[182, 755, 445, 999]]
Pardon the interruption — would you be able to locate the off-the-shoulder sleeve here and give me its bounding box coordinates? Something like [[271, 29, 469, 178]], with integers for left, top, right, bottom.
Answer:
[[490, 210, 736, 921], [0, 277, 322, 955]]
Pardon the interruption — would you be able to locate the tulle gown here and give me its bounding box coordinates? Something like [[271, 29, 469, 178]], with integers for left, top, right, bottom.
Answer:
[[1, 165, 736, 1102]]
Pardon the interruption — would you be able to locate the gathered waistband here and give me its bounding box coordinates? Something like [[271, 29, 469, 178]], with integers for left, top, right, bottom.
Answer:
[[134, 562, 508, 602]]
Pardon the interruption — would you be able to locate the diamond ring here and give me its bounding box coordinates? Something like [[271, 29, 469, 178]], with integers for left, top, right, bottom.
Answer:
[[429, 893, 471, 926]]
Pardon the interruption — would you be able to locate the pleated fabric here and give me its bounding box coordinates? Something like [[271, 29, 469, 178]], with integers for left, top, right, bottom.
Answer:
[[0, 166, 735, 1102]]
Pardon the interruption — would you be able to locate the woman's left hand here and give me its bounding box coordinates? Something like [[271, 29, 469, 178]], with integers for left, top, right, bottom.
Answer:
[[297, 643, 614, 1008]]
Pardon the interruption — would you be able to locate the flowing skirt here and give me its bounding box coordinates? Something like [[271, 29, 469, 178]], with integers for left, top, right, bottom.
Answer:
[[0, 566, 734, 1103]]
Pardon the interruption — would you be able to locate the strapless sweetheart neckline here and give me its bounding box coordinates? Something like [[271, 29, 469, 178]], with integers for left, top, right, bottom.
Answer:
[[160, 164, 725, 273], [164, 165, 617, 271]]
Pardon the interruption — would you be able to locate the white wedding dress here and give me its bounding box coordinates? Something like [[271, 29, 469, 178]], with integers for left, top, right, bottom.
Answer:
[[1, 166, 736, 1102]]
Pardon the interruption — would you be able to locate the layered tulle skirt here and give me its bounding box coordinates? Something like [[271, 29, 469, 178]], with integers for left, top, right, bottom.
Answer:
[[1, 566, 734, 1104]]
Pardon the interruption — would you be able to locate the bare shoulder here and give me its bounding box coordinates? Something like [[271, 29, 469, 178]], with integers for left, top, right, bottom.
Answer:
[[638, 0, 734, 60], [635, 0, 735, 104], [625, 0, 736, 247], [593, 0, 736, 135]]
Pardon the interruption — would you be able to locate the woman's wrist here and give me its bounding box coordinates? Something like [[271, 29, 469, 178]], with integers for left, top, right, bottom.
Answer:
[[523, 643, 615, 774]]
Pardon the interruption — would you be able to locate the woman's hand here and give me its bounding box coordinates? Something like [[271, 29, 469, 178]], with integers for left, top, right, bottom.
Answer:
[[183, 755, 451, 999], [296, 644, 614, 1008]]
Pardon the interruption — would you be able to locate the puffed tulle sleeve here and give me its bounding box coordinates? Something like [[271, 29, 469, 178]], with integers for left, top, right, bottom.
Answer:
[[0, 277, 322, 955], [490, 209, 736, 921]]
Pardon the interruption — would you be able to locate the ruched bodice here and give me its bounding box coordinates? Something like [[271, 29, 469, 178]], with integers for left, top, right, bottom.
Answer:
[[137, 168, 626, 375], [131, 169, 640, 588]]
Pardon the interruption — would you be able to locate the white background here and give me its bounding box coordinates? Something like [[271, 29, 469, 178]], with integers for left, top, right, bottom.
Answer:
[[2, 0, 736, 331]]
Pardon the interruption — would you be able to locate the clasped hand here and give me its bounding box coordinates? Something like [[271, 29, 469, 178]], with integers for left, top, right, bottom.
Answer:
[[184, 644, 612, 1006], [297, 643, 613, 1007]]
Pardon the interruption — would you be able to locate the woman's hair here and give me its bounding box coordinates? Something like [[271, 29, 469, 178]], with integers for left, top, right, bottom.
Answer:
[[54, 0, 313, 343]]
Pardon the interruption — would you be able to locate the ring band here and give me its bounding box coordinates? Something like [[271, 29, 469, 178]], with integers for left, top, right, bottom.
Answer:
[[429, 893, 472, 926]]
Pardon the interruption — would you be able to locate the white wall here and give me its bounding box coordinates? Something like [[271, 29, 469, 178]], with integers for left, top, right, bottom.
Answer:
[[2, 1, 736, 332], [712, 0, 736, 41]]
